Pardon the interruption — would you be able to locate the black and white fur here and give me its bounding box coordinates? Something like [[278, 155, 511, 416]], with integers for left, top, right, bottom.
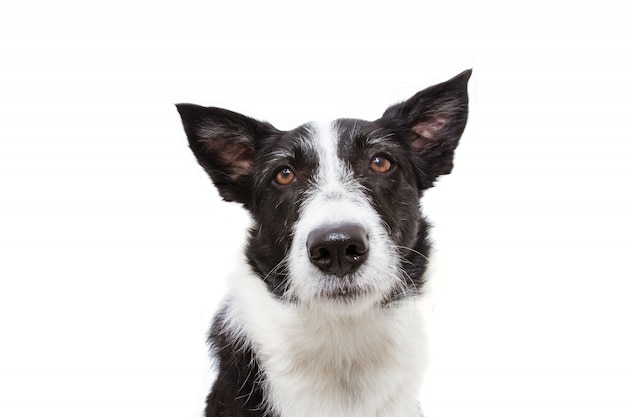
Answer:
[[176, 70, 471, 417]]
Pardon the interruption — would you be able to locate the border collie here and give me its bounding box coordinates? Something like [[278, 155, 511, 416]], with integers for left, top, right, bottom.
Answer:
[[176, 70, 471, 417]]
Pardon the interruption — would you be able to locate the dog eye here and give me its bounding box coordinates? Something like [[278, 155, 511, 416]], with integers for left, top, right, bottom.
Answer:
[[369, 156, 393, 173], [274, 166, 296, 185]]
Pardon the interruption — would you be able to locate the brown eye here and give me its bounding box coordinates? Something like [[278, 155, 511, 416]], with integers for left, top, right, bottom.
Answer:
[[369, 156, 393, 173], [275, 166, 296, 185]]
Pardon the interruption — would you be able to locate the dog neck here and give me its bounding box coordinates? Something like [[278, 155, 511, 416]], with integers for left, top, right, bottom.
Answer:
[[221, 262, 428, 417]]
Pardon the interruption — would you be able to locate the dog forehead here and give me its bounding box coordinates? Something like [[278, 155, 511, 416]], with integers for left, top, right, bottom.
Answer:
[[332, 118, 381, 140], [263, 119, 390, 176], [292, 119, 381, 159]]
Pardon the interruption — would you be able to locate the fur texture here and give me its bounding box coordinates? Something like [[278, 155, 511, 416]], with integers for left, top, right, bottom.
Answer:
[[176, 70, 471, 417]]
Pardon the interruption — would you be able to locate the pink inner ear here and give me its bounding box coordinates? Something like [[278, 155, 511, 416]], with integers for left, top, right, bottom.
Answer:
[[411, 116, 448, 140], [221, 143, 254, 180], [201, 138, 254, 180]]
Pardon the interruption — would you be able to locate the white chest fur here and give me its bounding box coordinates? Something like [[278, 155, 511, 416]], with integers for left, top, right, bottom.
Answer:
[[223, 265, 428, 417]]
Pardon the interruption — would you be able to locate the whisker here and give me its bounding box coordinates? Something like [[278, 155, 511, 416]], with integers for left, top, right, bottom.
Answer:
[[262, 257, 289, 283], [262, 257, 296, 299], [396, 245, 431, 263]]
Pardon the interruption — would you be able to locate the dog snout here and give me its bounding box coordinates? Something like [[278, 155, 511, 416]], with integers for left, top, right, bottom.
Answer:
[[306, 224, 369, 277]]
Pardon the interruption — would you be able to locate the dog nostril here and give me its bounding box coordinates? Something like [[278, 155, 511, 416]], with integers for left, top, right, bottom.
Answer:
[[346, 243, 367, 258], [306, 224, 370, 277], [310, 247, 332, 264]]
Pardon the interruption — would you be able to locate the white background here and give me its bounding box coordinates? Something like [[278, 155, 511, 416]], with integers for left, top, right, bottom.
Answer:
[[1, 1, 625, 416]]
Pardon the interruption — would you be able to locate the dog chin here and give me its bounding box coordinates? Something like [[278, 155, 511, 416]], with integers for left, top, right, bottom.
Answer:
[[308, 280, 384, 316], [311, 295, 382, 317]]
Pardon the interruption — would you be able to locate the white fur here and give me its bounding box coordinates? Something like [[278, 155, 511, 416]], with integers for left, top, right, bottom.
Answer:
[[223, 261, 427, 417]]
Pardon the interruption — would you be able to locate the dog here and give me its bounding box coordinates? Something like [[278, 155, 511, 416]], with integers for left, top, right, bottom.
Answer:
[[176, 70, 471, 417]]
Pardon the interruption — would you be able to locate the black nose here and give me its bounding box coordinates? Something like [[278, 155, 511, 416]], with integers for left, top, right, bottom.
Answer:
[[306, 224, 369, 277]]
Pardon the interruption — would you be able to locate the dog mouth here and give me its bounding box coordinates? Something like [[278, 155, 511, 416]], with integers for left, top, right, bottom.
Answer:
[[318, 274, 370, 300], [323, 288, 364, 300]]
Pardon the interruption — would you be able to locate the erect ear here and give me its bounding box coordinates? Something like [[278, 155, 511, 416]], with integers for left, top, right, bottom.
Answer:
[[176, 104, 278, 204], [381, 69, 471, 188]]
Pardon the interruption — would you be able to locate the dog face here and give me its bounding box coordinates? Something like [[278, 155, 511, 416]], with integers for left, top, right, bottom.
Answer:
[[177, 70, 470, 314]]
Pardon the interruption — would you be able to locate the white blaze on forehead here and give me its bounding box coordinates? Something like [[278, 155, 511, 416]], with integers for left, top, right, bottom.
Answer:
[[299, 121, 369, 228], [309, 120, 345, 189]]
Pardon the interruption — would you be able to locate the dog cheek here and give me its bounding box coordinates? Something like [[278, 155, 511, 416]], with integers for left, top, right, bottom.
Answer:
[[257, 190, 302, 252], [368, 180, 419, 243]]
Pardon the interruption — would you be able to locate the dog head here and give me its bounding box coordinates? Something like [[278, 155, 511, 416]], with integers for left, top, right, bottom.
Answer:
[[177, 70, 470, 315]]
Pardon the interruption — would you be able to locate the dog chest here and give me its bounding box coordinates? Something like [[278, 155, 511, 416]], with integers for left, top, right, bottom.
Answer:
[[225, 269, 426, 417]]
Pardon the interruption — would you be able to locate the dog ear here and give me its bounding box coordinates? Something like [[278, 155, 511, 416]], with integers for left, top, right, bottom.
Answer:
[[382, 70, 471, 188], [176, 104, 278, 204]]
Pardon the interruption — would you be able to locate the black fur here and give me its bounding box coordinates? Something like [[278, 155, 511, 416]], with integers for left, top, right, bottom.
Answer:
[[176, 70, 471, 417], [206, 310, 273, 417]]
